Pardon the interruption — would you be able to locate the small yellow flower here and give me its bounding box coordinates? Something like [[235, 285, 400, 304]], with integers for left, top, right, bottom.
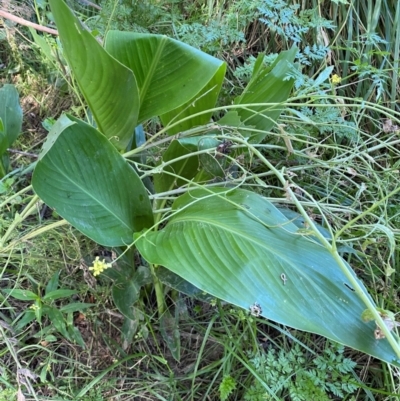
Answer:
[[89, 256, 112, 277], [29, 304, 39, 311], [330, 74, 342, 85]]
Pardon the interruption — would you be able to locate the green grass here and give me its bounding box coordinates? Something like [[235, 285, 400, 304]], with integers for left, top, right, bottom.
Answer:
[[1, 0, 400, 399]]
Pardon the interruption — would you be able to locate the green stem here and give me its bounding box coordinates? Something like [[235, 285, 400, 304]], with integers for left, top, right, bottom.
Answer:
[[0, 184, 33, 210], [1, 219, 69, 253], [149, 262, 165, 316], [0, 325, 39, 400], [334, 185, 400, 241], [0, 194, 40, 249], [146, 198, 167, 316], [146, 195, 174, 317]]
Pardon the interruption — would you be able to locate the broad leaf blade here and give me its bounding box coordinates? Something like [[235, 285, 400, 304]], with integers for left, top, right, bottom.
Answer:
[[136, 187, 400, 366], [48, 0, 139, 150], [160, 63, 226, 135], [38, 115, 75, 161], [105, 31, 225, 122], [32, 116, 153, 246], [234, 47, 297, 143], [0, 84, 22, 152]]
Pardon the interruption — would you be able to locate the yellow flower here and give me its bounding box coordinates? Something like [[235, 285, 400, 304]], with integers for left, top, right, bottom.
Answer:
[[330, 74, 342, 85], [29, 304, 39, 310], [89, 256, 112, 277]]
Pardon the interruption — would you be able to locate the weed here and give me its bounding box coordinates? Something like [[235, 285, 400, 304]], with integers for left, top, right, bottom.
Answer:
[[219, 375, 237, 400], [86, 0, 174, 34], [244, 342, 359, 401], [258, 0, 334, 66], [0, 388, 16, 401], [176, 0, 261, 55], [2, 269, 94, 346]]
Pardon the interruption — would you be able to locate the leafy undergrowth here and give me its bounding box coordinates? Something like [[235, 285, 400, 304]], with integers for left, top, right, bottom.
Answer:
[[1, 0, 400, 400], [2, 97, 400, 400], [0, 239, 379, 401]]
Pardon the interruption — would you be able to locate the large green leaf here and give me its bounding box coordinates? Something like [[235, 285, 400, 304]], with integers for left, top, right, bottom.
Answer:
[[160, 63, 226, 135], [48, 0, 139, 150], [0, 84, 22, 177], [0, 84, 22, 152], [32, 115, 153, 246], [105, 31, 225, 122], [234, 48, 297, 143], [136, 187, 400, 366]]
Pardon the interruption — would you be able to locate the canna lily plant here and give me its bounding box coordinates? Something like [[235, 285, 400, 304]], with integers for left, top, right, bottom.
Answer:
[[31, 0, 400, 365]]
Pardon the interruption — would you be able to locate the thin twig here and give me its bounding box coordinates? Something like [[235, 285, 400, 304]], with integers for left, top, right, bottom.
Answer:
[[78, 0, 102, 10], [7, 149, 38, 158], [0, 9, 58, 35]]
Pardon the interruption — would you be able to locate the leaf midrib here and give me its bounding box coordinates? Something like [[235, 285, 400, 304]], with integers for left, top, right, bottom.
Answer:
[[140, 36, 167, 107]]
